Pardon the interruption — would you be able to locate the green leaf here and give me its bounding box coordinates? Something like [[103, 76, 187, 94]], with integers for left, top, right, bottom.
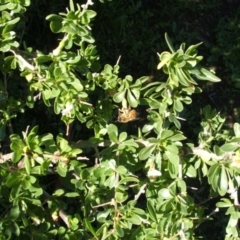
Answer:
[[57, 163, 67, 177], [10, 136, 25, 151], [24, 155, 31, 175], [103, 64, 113, 74], [57, 136, 71, 153], [3, 17, 20, 34], [158, 188, 173, 199], [177, 179, 187, 193], [107, 124, 118, 143], [6, 172, 21, 188], [75, 23, 89, 36], [27, 125, 39, 143], [218, 166, 228, 196], [22, 178, 31, 190], [175, 68, 189, 86], [46, 14, 63, 33], [82, 34, 95, 43], [127, 215, 142, 225], [127, 90, 138, 108], [226, 206, 236, 215], [131, 88, 141, 100], [10, 185, 21, 200], [69, 0, 74, 11], [121, 139, 138, 148], [195, 68, 221, 82], [11, 150, 23, 163], [12, 222, 20, 236], [70, 79, 83, 91], [185, 42, 202, 56], [46, 14, 63, 22], [161, 130, 174, 140], [116, 165, 128, 174], [185, 164, 197, 177], [119, 132, 127, 142], [129, 227, 144, 240], [133, 208, 146, 218], [202, 162, 208, 177], [220, 143, 239, 152], [229, 212, 239, 227], [139, 144, 156, 160], [177, 60, 186, 68], [179, 68, 195, 85], [208, 164, 219, 185], [165, 33, 175, 53], [40, 133, 54, 143], [97, 210, 110, 223], [168, 133, 186, 141], [53, 189, 65, 196], [212, 168, 221, 193], [168, 160, 178, 178], [113, 91, 126, 103], [65, 192, 79, 197], [174, 99, 183, 112], [105, 174, 118, 189], [35, 55, 52, 64], [233, 123, 240, 137], [172, 116, 181, 129], [115, 190, 128, 203], [216, 198, 233, 208], [118, 176, 139, 185], [142, 123, 154, 133], [116, 223, 124, 237], [10, 205, 20, 220], [85, 10, 97, 19], [157, 51, 172, 69], [147, 201, 158, 222], [165, 151, 179, 164], [125, 75, 133, 82], [84, 219, 97, 238], [165, 144, 178, 154]]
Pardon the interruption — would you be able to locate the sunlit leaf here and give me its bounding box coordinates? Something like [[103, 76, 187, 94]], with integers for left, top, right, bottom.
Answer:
[[118, 132, 127, 143], [57, 162, 67, 177], [118, 176, 139, 185], [195, 68, 221, 82], [53, 189, 65, 196], [218, 166, 228, 196], [127, 90, 138, 108], [113, 91, 126, 103], [107, 124, 118, 143], [174, 99, 184, 112], [147, 201, 158, 223], [216, 198, 232, 208], [158, 188, 173, 199], [221, 143, 239, 152], [233, 123, 240, 137], [97, 210, 110, 223], [139, 144, 156, 160], [24, 155, 31, 175], [115, 190, 128, 203]]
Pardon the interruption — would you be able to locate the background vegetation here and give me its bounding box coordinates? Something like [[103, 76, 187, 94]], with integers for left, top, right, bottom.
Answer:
[[1, 0, 240, 239]]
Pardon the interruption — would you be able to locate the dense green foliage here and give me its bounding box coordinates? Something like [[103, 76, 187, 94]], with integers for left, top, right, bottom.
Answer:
[[0, 0, 240, 239]]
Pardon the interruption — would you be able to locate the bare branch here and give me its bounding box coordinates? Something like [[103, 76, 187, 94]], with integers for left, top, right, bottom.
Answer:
[[134, 183, 147, 201]]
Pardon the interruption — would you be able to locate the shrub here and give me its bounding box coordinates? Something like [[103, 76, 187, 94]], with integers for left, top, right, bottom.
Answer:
[[0, 0, 240, 239]]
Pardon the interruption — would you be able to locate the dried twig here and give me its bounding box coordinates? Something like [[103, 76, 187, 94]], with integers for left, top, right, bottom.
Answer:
[[134, 183, 147, 201]]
